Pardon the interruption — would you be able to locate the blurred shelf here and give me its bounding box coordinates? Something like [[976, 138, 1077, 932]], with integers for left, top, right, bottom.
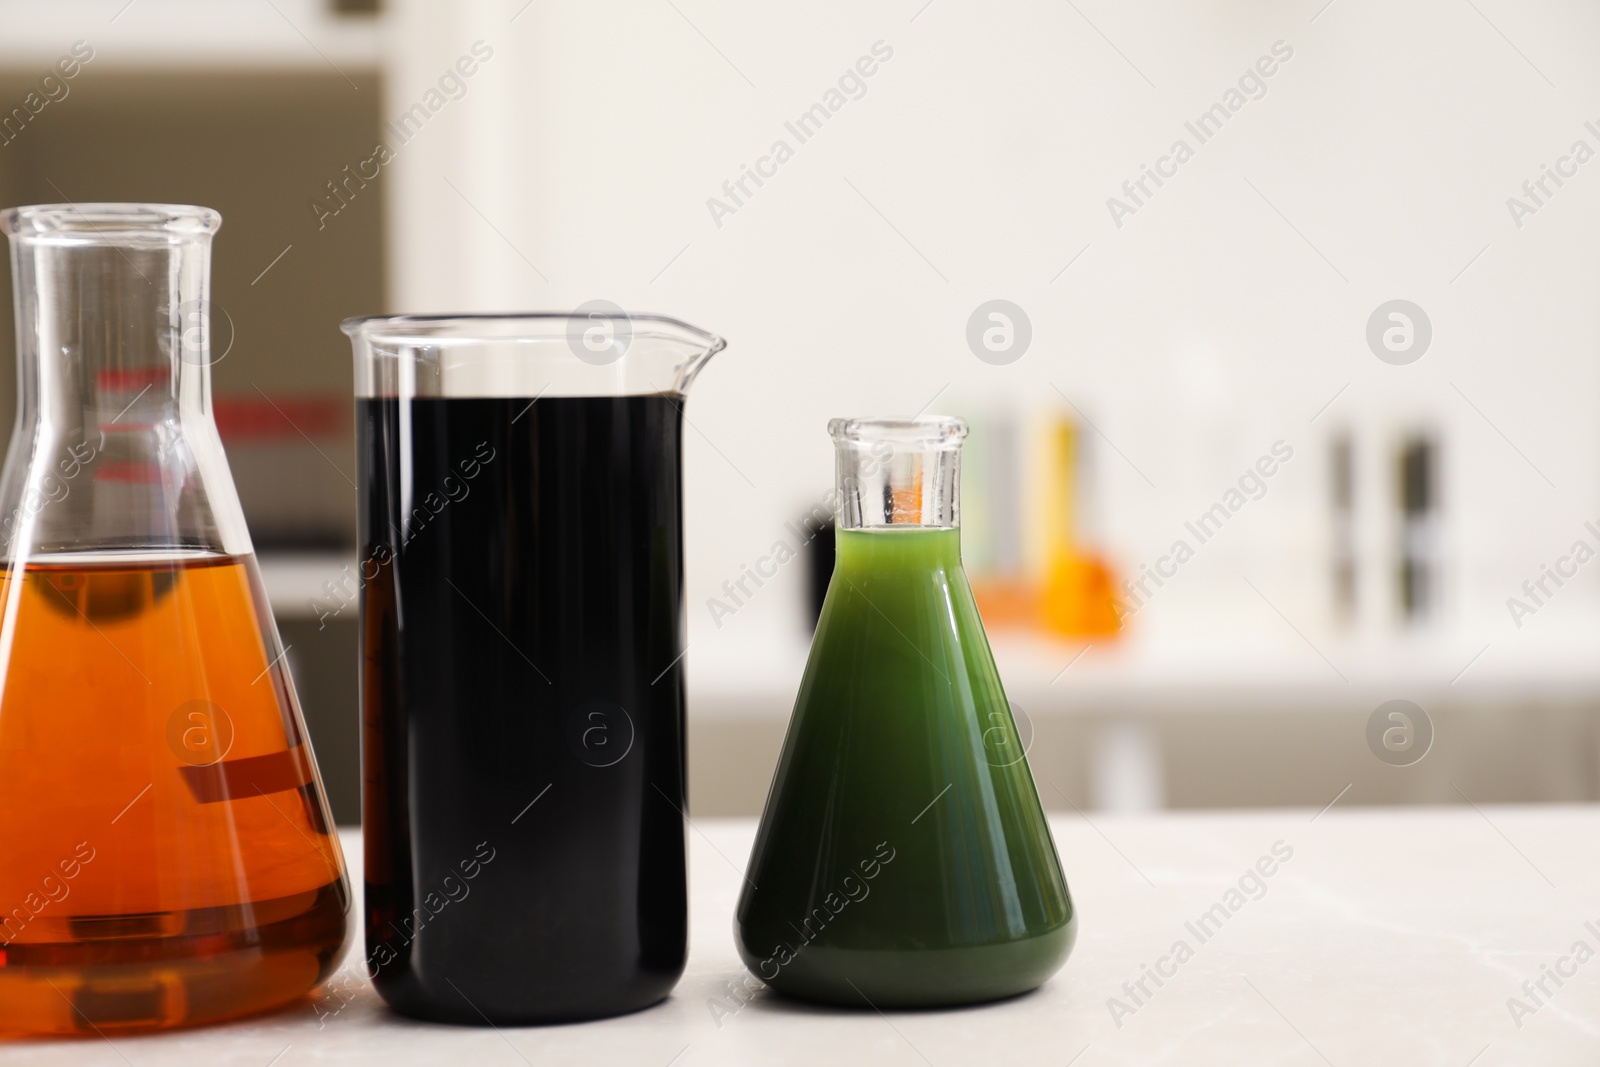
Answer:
[[686, 621, 1600, 719], [255, 554, 1600, 814], [258, 551, 354, 619], [0, 0, 380, 69], [258, 550, 1600, 709], [684, 622, 1600, 815]]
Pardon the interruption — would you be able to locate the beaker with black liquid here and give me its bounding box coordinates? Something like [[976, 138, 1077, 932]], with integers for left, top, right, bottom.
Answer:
[[345, 311, 724, 1024]]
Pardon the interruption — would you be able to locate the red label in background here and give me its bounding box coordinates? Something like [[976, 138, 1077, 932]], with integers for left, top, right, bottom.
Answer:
[[94, 461, 166, 484], [95, 367, 171, 392], [213, 396, 345, 443]]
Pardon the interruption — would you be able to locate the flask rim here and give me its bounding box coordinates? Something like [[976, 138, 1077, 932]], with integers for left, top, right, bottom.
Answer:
[[829, 416, 968, 449], [0, 203, 221, 242]]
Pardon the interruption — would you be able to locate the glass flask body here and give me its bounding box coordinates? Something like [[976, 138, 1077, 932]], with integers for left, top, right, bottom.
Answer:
[[0, 204, 349, 1035], [345, 313, 723, 1024], [736, 417, 1075, 1007]]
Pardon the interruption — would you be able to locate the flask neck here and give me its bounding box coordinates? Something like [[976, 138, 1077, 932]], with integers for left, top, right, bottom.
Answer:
[[6, 208, 218, 424], [829, 416, 966, 530], [0, 204, 247, 558]]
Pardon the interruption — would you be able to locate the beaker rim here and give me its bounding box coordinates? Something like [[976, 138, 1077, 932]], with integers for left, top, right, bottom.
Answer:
[[829, 416, 968, 447], [341, 311, 724, 353], [0, 203, 221, 242]]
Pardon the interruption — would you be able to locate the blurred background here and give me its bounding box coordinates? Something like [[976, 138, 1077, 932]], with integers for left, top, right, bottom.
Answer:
[[3, 0, 1599, 823]]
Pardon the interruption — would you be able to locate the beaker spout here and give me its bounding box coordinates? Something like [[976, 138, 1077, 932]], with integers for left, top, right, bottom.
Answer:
[[650, 317, 726, 395]]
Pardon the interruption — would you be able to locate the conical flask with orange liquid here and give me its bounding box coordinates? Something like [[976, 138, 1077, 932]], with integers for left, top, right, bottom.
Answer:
[[0, 204, 350, 1034]]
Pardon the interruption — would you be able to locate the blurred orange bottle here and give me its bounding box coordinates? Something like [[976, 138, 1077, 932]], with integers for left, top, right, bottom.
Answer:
[[1037, 417, 1121, 638]]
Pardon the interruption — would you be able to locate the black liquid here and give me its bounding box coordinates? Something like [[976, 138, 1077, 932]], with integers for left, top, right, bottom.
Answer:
[[358, 395, 687, 1024]]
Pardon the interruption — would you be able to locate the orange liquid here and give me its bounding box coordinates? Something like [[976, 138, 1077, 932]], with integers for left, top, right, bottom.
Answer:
[[0, 554, 349, 1035]]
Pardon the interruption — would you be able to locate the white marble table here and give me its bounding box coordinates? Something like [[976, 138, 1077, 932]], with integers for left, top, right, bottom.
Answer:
[[8, 808, 1599, 1066]]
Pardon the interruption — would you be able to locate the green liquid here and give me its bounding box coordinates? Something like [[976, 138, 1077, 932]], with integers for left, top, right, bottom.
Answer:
[[736, 527, 1075, 1007]]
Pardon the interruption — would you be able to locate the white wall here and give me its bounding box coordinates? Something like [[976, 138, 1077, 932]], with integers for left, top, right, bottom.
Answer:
[[381, 0, 1600, 680]]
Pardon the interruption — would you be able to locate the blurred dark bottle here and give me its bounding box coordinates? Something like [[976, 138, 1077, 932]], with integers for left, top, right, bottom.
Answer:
[[805, 519, 835, 629], [1329, 431, 1356, 622], [1397, 434, 1437, 620]]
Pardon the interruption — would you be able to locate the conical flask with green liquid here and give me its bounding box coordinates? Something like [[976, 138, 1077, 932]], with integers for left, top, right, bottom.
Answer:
[[736, 416, 1075, 1007]]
